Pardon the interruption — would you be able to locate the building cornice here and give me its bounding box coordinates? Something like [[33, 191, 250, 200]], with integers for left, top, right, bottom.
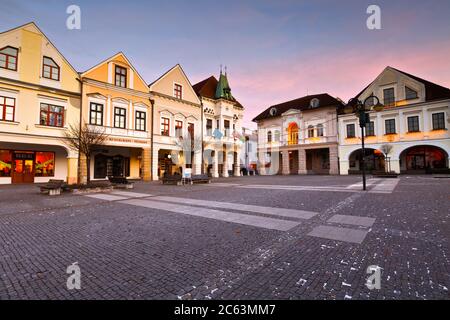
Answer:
[[82, 77, 150, 99], [150, 91, 201, 108], [0, 77, 80, 98]]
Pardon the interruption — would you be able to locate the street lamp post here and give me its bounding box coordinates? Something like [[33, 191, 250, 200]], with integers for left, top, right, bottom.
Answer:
[[345, 95, 384, 191]]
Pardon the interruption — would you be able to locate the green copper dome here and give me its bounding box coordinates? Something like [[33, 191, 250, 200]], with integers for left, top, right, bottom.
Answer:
[[215, 72, 233, 100]]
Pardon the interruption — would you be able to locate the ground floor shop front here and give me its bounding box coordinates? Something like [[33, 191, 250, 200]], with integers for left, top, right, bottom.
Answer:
[[339, 140, 450, 175], [259, 144, 339, 176], [89, 146, 145, 181], [0, 141, 77, 184]]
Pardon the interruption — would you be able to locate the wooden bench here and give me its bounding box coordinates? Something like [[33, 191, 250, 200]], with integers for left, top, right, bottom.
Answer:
[[162, 175, 182, 185], [191, 174, 211, 184], [39, 179, 67, 196], [108, 176, 134, 189]]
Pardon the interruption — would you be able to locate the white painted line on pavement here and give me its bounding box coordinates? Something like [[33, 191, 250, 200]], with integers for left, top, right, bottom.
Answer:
[[151, 196, 318, 220], [111, 191, 153, 198], [327, 214, 376, 227], [120, 199, 301, 231], [308, 225, 369, 244], [85, 194, 128, 201]]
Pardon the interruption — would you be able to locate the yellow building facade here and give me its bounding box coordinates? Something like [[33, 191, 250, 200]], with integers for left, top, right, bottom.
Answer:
[[0, 23, 80, 184], [80, 53, 152, 182]]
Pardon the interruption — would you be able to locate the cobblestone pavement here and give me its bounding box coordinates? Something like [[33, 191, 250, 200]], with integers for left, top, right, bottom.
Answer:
[[0, 175, 448, 300]]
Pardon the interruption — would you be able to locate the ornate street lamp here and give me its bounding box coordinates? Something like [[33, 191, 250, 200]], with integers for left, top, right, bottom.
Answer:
[[345, 95, 384, 191]]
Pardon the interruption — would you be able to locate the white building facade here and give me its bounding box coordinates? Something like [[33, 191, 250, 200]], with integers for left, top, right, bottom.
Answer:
[[338, 67, 450, 175]]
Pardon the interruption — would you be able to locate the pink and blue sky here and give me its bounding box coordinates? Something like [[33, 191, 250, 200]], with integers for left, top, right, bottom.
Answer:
[[1, 0, 450, 128]]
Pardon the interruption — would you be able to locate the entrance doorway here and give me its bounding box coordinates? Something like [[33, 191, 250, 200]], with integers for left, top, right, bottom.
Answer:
[[12, 152, 34, 183]]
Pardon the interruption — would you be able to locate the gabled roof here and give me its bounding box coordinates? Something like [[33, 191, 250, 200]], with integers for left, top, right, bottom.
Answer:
[[192, 76, 218, 100], [0, 22, 79, 76], [148, 64, 201, 104], [347, 66, 450, 109], [80, 52, 148, 88], [253, 93, 344, 122], [193, 75, 244, 109], [391, 67, 450, 102]]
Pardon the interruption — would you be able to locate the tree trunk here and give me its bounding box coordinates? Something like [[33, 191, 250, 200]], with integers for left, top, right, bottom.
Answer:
[[86, 155, 91, 185]]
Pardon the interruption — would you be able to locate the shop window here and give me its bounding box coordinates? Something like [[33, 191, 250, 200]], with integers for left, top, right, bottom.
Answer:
[[0, 150, 12, 177], [35, 152, 55, 177]]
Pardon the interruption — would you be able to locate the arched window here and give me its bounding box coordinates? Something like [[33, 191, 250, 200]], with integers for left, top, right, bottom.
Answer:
[[274, 130, 280, 142], [287, 123, 299, 145], [308, 125, 315, 138], [317, 124, 324, 137], [267, 131, 272, 143]]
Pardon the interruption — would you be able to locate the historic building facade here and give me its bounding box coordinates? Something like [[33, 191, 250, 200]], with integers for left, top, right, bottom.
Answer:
[[254, 94, 343, 175], [338, 67, 450, 174], [149, 64, 202, 180], [0, 23, 80, 184], [193, 71, 244, 177], [80, 52, 152, 182]]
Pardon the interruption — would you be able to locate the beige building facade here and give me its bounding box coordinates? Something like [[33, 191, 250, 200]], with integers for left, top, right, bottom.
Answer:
[[149, 64, 202, 180], [0, 23, 80, 184]]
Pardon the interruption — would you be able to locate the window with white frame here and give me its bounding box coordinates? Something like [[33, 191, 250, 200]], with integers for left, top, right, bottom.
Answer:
[[383, 88, 395, 106], [175, 120, 183, 137], [161, 117, 170, 136], [135, 111, 146, 131], [0, 46, 18, 71], [407, 116, 420, 132], [89, 103, 103, 126], [174, 83, 182, 99], [385, 119, 396, 134], [316, 124, 324, 137], [0, 96, 15, 122], [346, 124, 355, 138], [307, 125, 315, 138], [432, 112, 445, 130], [365, 121, 375, 136], [405, 86, 418, 100], [42, 57, 60, 81], [114, 107, 126, 128]]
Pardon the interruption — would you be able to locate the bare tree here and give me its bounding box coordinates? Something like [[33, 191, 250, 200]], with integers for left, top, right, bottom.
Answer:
[[380, 144, 393, 172], [173, 133, 204, 167], [61, 123, 108, 184]]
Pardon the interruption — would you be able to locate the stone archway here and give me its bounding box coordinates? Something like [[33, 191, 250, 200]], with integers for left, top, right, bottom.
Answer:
[[399, 145, 449, 174], [348, 148, 385, 174]]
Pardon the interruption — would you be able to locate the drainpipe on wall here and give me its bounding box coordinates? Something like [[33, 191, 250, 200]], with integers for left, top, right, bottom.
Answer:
[[149, 97, 155, 181], [77, 77, 83, 184], [200, 96, 204, 174]]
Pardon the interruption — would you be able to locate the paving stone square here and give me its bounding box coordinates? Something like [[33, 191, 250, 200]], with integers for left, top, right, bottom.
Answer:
[[0, 175, 449, 300]]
